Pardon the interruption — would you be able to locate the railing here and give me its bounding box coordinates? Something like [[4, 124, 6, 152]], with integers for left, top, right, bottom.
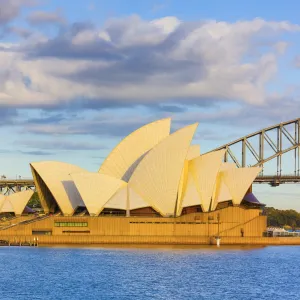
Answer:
[[0, 215, 49, 231]]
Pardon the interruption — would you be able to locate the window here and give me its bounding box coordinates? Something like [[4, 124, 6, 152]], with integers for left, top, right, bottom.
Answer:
[[54, 222, 88, 227], [129, 221, 202, 225], [32, 230, 52, 235], [62, 230, 90, 234]]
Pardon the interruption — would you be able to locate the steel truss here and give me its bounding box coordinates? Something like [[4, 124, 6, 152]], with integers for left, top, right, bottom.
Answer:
[[210, 118, 300, 183], [0, 180, 35, 195]]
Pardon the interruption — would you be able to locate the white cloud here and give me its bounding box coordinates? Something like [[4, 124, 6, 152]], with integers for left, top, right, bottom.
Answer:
[[0, 16, 299, 109], [151, 16, 181, 34], [26, 9, 65, 25], [0, 0, 35, 24], [72, 30, 98, 45]]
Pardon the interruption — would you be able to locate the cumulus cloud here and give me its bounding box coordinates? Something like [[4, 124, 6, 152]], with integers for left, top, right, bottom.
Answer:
[[26, 9, 65, 26], [0, 16, 299, 111], [22, 112, 159, 137], [0, 0, 34, 25], [18, 94, 300, 141], [5, 83, 297, 153], [6, 26, 32, 38]]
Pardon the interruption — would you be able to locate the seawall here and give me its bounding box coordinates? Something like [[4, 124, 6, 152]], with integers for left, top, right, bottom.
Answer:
[[1, 235, 300, 246]]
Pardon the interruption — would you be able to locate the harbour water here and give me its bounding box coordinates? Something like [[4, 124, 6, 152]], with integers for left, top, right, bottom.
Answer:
[[0, 245, 299, 299]]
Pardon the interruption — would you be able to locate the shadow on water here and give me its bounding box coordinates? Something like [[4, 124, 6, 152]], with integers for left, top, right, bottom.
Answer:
[[39, 243, 268, 252]]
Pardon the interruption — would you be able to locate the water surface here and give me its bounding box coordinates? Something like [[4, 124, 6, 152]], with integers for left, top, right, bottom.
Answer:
[[0, 245, 299, 300]]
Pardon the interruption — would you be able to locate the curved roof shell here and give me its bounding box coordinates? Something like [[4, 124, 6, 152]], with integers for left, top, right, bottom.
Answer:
[[178, 167, 199, 215], [27, 119, 262, 217], [71, 172, 126, 216], [221, 167, 261, 205], [1, 190, 34, 215], [189, 150, 226, 212], [177, 160, 189, 213], [30, 161, 86, 216], [0, 197, 14, 213], [98, 118, 171, 181], [212, 162, 236, 210], [0, 194, 5, 211], [177, 145, 201, 214], [104, 185, 150, 210], [186, 145, 200, 160], [129, 123, 198, 216]]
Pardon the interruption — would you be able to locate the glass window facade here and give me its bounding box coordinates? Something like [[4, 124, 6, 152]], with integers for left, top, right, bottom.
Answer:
[[62, 230, 90, 234], [54, 222, 88, 227]]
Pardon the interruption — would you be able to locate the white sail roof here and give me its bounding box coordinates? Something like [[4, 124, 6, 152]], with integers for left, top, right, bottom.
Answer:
[[129, 123, 198, 216], [189, 150, 226, 212], [221, 167, 262, 205], [212, 162, 237, 210], [99, 118, 171, 181], [31, 161, 87, 216], [71, 172, 126, 216]]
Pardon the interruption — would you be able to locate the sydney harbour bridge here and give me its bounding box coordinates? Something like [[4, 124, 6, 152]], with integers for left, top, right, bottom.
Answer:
[[1, 118, 300, 194], [212, 118, 300, 186]]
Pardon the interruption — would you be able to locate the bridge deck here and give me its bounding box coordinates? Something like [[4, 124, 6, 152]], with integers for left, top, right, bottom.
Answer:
[[255, 175, 300, 185]]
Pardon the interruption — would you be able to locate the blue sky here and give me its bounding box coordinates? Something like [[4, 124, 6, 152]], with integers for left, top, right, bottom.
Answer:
[[1, 0, 300, 210]]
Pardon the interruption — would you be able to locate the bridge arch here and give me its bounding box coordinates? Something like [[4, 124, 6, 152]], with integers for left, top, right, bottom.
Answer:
[[208, 118, 300, 184]]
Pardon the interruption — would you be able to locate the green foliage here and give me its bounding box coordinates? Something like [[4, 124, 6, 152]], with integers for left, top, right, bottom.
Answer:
[[265, 207, 300, 229], [27, 192, 41, 208]]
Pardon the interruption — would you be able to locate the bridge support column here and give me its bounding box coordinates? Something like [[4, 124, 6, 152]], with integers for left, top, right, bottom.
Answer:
[[259, 131, 264, 175], [242, 138, 246, 167]]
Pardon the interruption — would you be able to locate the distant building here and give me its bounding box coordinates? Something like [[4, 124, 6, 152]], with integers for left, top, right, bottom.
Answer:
[[267, 227, 300, 237]]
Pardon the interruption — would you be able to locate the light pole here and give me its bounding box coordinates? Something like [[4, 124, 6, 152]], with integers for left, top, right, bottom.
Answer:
[[216, 213, 221, 247]]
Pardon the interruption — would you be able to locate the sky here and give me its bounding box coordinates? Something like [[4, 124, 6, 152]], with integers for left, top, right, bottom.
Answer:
[[1, 0, 300, 210]]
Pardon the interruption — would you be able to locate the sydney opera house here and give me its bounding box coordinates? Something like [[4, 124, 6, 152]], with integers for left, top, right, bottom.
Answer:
[[0, 118, 267, 245]]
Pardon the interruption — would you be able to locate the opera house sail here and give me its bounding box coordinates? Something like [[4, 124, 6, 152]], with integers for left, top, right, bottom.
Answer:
[[0, 118, 267, 245]]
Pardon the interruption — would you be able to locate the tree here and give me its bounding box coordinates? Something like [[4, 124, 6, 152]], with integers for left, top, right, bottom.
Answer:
[[265, 207, 300, 229], [27, 192, 41, 208]]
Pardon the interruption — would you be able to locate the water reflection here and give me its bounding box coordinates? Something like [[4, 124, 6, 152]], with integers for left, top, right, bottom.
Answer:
[[0, 245, 299, 300], [42, 243, 267, 252]]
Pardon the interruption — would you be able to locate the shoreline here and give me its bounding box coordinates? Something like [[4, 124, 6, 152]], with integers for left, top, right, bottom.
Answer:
[[2, 236, 300, 247]]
